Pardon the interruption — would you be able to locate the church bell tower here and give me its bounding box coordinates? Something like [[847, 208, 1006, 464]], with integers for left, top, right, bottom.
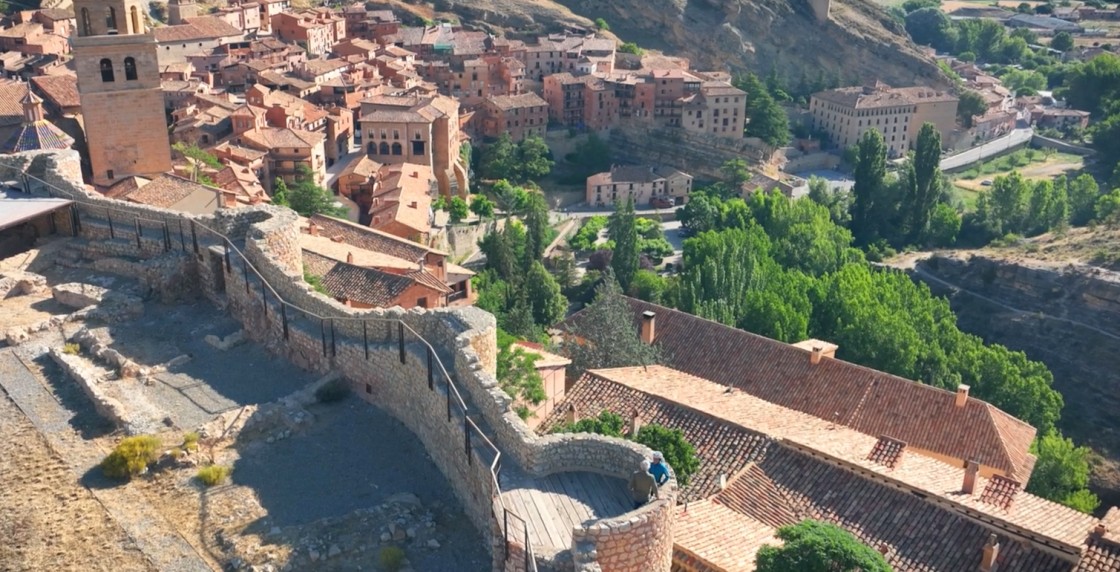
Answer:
[[72, 0, 171, 187]]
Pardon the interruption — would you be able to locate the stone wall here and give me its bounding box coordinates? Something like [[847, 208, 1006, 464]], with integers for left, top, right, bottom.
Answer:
[[610, 124, 770, 181], [10, 149, 677, 572], [49, 347, 130, 429]]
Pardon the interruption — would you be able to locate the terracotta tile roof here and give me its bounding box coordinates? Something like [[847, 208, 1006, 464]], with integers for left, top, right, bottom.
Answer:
[[302, 249, 433, 308], [813, 83, 957, 109], [1079, 533, 1120, 572], [546, 366, 1098, 554], [557, 298, 1038, 482], [866, 435, 906, 469], [308, 213, 446, 262], [672, 500, 778, 572], [30, 73, 78, 109], [980, 474, 1022, 511], [240, 126, 323, 150], [1102, 508, 1120, 545], [153, 16, 242, 42], [512, 341, 571, 368], [0, 81, 27, 127], [123, 174, 220, 215], [485, 92, 547, 111], [537, 371, 773, 503], [711, 447, 1074, 572]]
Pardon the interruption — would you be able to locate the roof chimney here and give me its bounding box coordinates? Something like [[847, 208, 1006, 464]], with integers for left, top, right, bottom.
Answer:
[[409, 200, 417, 208], [222, 191, 238, 208], [629, 409, 642, 436], [308, 221, 319, 236], [956, 384, 970, 408], [565, 402, 577, 426], [640, 311, 656, 344], [810, 346, 823, 365], [980, 534, 1000, 572], [346, 251, 354, 264], [962, 459, 980, 495], [718, 473, 727, 490]]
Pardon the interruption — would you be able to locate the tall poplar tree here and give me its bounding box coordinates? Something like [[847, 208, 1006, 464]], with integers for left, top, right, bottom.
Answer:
[[908, 123, 943, 244], [850, 130, 887, 245], [609, 195, 640, 291]]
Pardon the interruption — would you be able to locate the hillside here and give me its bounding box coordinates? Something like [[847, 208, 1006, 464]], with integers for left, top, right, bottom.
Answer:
[[384, 0, 949, 90]]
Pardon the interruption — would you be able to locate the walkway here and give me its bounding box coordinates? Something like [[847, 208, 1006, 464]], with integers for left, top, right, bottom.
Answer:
[[941, 128, 1034, 171], [0, 346, 214, 572], [499, 465, 632, 551]]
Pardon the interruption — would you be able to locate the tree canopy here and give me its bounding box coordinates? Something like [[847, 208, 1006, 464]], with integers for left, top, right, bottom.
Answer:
[[285, 166, 347, 218], [756, 520, 892, 572], [478, 134, 554, 183], [559, 270, 661, 377]]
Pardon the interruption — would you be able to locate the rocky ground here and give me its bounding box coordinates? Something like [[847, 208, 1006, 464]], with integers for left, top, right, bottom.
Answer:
[[0, 254, 489, 571]]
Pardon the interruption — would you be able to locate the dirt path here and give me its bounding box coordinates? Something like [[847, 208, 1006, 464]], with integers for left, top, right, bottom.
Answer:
[[0, 347, 214, 572]]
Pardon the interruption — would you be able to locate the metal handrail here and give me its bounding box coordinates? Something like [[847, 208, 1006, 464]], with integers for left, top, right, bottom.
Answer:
[[4, 160, 539, 569]]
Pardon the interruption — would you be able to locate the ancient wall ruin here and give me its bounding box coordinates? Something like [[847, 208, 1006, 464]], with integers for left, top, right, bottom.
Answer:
[[2, 149, 677, 572]]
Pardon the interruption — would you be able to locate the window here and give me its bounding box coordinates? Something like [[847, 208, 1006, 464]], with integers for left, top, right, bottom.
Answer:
[[391, 142, 401, 155], [412, 140, 425, 155], [130, 5, 140, 33], [80, 7, 91, 35], [392, 129, 399, 140], [106, 6, 117, 31], [379, 142, 389, 155], [100, 58, 114, 82], [124, 57, 137, 80], [106, 169, 114, 179]]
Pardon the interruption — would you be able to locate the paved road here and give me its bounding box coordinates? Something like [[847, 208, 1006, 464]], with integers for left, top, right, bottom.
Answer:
[[941, 128, 1034, 171]]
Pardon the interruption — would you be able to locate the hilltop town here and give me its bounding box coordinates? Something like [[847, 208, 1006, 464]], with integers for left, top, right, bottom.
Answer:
[[2, 0, 1120, 571]]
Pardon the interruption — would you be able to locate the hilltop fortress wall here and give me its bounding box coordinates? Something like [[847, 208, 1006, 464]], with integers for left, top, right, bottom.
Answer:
[[1, 149, 675, 572]]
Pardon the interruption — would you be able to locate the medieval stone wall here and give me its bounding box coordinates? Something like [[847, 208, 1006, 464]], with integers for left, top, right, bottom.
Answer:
[[5, 149, 677, 572]]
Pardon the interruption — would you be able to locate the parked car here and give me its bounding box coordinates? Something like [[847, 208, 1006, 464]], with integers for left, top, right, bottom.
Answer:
[[650, 197, 674, 209], [981, 179, 993, 186]]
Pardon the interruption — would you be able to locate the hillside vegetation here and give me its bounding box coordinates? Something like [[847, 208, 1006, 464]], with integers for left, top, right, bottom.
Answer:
[[387, 0, 948, 89]]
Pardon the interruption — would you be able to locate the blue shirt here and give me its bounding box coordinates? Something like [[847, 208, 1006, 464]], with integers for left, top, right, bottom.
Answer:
[[649, 461, 670, 485]]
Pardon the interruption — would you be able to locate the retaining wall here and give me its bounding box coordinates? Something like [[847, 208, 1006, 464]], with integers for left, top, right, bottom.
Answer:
[[6, 149, 677, 572]]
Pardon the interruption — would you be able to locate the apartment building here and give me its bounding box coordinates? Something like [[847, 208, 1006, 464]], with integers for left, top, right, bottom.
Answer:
[[810, 82, 958, 157], [585, 164, 693, 207], [473, 92, 548, 142]]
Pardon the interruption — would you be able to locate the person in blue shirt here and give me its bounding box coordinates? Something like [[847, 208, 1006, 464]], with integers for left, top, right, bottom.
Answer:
[[649, 451, 670, 486]]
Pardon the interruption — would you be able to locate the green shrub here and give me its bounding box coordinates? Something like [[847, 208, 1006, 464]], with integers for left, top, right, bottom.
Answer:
[[196, 464, 230, 487], [182, 431, 200, 452], [101, 435, 161, 479], [379, 546, 406, 571], [959, 169, 979, 180], [63, 343, 81, 355], [315, 377, 350, 403]]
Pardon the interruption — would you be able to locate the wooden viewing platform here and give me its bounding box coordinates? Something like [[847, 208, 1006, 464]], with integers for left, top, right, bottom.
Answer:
[[499, 469, 633, 550]]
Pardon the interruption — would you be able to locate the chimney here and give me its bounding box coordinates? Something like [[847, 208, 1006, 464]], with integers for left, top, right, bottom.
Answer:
[[409, 200, 418, 208], [956, 384, 970, 408], [962, 460, 980, 495], [718, 474, 727, 490], [640, 311, 656, 344], [308, 221, 319, 236], [221, 191, 238, 208], [249, 193, 263, 205], [346, 251, 354, 264], [980, 534, 1000, 572], [565, 403, 577, 425], [1095, 522, 1108, 537], [629, 409, 642, 436], [810, 346, 823, 365]]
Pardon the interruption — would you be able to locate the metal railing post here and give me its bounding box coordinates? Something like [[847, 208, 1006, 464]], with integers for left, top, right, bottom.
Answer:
[[260, 280, 267, 317], [464, 417, 472, 464], [134, 217, 141, 249], [178, 219, 186, 251], [524, 527, 531, 572], [363, 321, 369, 359], [398, 322, 405, 364], [107, 210, 114, 238], [190, 220, 199, 254], [320, 319, 327, 357], [163, 221, 171, 252], [503, 510, 510, 562], [243, 261, 250, 294], [427, 346, 433, 390], [224, 244, 231, 273], [281, 304, 288, 340], [330, 319, 336, 357]]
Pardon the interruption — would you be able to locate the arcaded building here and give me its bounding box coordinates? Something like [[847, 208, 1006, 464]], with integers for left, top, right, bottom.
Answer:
[[810, 82, 958, 157]]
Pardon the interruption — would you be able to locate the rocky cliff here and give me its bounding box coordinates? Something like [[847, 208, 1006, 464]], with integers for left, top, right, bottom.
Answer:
[[913, 254, 1120, 508], [390, 0, 947, 89]]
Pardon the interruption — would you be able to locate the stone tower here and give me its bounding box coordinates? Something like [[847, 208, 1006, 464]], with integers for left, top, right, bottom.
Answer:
[[167, 0, 198, 26], [73, 0, 171, 187]]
